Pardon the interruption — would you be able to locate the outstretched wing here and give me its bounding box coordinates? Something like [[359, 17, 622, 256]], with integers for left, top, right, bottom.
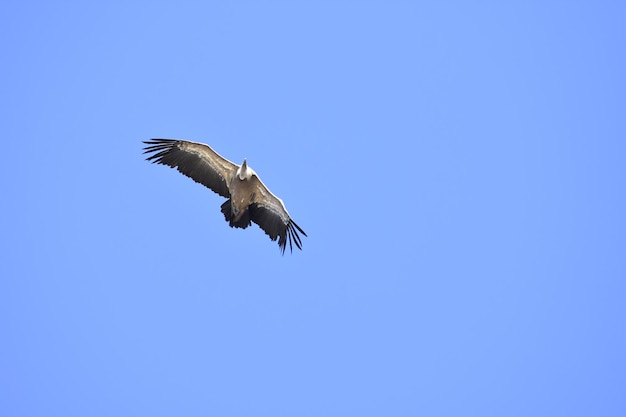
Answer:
[[248, 175, 307, 254], [143, 139, 238, 198]]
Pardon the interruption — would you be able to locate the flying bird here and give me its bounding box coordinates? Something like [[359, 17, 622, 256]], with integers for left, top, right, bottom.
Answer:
[[142, 139, 307, 254]]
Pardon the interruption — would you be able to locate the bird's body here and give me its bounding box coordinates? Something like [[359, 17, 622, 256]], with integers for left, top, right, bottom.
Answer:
[[228, 160, 256, 224], [143, 139, 306, 253]]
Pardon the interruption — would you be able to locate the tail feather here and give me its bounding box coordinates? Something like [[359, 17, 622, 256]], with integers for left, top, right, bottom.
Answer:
[[220, 199, 251, 229]]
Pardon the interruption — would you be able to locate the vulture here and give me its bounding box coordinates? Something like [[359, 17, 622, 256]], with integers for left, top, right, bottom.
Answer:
[[143, 139, 307, 254]]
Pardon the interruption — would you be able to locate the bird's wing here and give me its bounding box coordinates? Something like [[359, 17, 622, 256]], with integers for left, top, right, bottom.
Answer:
[[248, 175, 307, 254], [143, 139, 237, 198]]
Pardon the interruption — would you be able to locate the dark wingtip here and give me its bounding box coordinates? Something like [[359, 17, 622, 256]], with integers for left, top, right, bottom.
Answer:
[[142, 139, 179, 163], [277, 221, 306, 254], [291, 220, 307, 237]]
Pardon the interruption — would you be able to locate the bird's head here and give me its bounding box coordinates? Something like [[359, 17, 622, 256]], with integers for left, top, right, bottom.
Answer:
[[237, 158, 250, 180]]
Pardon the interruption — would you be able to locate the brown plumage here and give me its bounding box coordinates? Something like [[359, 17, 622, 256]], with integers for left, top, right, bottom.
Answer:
[[143, 139, 307, 254]]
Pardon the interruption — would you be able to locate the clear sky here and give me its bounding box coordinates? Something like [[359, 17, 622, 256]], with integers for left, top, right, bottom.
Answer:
[[2, 1, 625, 416]]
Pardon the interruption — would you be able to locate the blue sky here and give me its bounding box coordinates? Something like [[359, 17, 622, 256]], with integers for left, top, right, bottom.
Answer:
[[2, 1, 625, 416]]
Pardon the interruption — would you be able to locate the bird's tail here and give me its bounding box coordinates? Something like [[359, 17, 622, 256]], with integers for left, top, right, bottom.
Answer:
[[220, 199, 251, 229]]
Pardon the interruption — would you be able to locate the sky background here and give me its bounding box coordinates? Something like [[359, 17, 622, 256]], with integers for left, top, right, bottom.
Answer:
[[1, 1, 625, 416]]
